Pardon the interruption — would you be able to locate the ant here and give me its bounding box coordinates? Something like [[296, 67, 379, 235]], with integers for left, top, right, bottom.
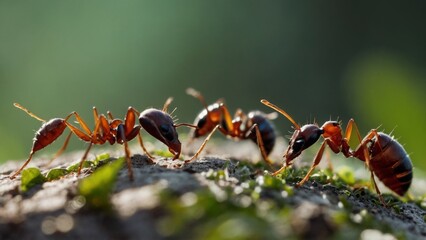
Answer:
[[261, 99, 413, 205], [185, 88, 277, 165], [10, 98, 195, 181]]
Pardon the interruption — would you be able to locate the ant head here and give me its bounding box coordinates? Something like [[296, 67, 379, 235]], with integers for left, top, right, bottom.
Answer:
[[285, 124, 323, 163], [139, 108, 181, 159], [260, 99, 323, 162], [321, 121, 342, 138]]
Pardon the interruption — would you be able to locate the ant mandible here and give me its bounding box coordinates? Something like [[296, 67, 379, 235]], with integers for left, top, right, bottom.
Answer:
[[10, 98, 195, 181], [261, 99, 413, 205], [185, 88, 277, 165]]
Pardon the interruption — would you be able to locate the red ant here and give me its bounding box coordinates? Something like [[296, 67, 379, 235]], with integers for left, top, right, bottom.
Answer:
[[185, 88, 277, 165], [10, 98, 195, 180], [261, 99, 413, 205]]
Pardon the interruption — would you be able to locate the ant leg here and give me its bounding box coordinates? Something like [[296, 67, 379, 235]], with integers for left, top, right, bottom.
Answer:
[[344, 119, 362, 142], [77, 142, 93, 176], [117, 124, 134, 181], [186, 88, 233, 132], [67, 112, 92, 136], [352, 129, 382, 168], [63, 112, 93, 142], [44, 131, 73, 167], [124, 107, 139, 136], [92, 107, 112, 143], [76, 115, 106, 176], [174, 123, 198, 153], [185, 124, 220, 163], [65, 109, 111, 144], [186, 87, 233, 133], [10, 112, 79, 179], [271, 165, 287, 176], [324, 149, 333, 171], [369, 129, 383, 152], [93, 107, 100, 126], [246, 124, 273, 165], [107, 111, 114, 120], [65, 123, 92, 142], [370, 170, 386, 206], [9, 152, 35, 179], [123, 138, 134, 181], [352, 129, 387, 206], [9, 104, 46, 178], [322, 137, 342, 171], [342, 118, 363, 157], [296, 140, 327, 187], [137, 133, 155, 163]]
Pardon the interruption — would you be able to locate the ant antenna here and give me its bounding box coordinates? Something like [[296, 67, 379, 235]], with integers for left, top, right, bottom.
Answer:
[[162, 97, 174, 112], [260, 99, 300, 130], [14, 103, 46, 122], [186, 88, 209, 110], [174, 123, 198, 129]]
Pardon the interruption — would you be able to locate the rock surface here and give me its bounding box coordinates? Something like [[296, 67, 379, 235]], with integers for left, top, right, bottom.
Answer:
[[0, 146, 425, 240]]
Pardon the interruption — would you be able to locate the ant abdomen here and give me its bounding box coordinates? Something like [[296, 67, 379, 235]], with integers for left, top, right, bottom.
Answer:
[[32, 118, 67, 152], [247, 111, 276, 156], [363, 133, 413, 196]]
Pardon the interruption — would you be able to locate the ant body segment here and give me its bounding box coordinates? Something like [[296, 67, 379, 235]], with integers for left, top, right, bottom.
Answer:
[[185, 88, 277, 164], [261, 99, 413, 204], [10, 98, 195, 180]]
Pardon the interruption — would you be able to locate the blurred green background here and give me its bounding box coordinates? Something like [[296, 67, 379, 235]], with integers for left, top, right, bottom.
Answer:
[[1, 1, 425, 173]]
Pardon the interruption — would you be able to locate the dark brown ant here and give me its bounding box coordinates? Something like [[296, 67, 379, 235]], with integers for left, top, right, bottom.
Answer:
[[138, 98, 197, 160], [185, 88, 277, 164], [261, 99, 413, 205], [10, 98, 195, 180]]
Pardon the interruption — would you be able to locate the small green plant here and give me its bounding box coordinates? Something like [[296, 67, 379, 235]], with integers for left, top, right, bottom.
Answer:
[[336, 166, 356, 185], [78, 157, 124, 210], [154, 149, 175, 158], [20, 168, 46, 192], [19, 153, 114, 192], [66, 160, 94, 173], [45, 168, 69, 181]]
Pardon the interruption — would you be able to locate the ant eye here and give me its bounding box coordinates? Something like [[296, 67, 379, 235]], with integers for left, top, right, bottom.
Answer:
[[292, 138, 305, 153], [159, 124, 175, 141]]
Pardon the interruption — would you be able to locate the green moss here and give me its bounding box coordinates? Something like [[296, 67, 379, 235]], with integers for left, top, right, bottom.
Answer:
[[153, 149, 175, 158], [160, 158, 414, 239], [78, 158, 124, 210], [336, 166, 356, 185], [261, 174, 286, 190], [66, 160, 94, 173], [93, 153, 111, 166], [20, 168, 46, 192], [45, 168, 69, 181], [158, 188, 293, 239]]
